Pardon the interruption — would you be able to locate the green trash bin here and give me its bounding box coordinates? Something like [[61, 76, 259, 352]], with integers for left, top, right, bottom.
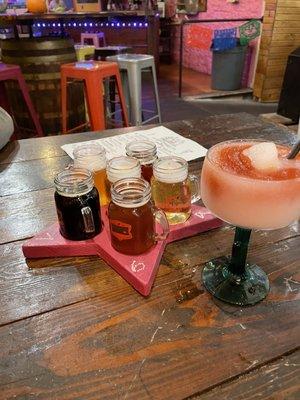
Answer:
[[211, 44, 248, 91]]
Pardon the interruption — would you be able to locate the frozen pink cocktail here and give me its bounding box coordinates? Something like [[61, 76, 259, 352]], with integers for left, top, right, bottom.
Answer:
[[201, 140, 300, 230], [201, 139, 300, 306]]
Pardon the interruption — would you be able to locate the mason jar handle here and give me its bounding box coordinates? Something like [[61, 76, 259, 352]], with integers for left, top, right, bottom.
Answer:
[[189, 174, 201, 204], [153, 207, 169, 241], [81, 206, 95, 234]]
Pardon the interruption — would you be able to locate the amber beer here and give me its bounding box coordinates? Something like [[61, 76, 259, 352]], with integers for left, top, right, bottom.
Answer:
[[126, 140, 157, 183], [152, 156, 201, 224], [73, 144, 110, 206], [108, 178, 169, 255]]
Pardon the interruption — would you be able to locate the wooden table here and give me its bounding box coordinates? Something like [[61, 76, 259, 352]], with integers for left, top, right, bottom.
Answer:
[[0, 113, 299, 400]]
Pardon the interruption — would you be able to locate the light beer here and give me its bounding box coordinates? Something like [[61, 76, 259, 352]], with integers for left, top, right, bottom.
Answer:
[[106, 156, 141, 184], [152, 156, 201, 224], [73, 144, 110, 206]]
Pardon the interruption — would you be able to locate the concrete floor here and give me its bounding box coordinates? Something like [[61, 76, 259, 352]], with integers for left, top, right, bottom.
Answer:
[[143, 64, 278, 123]]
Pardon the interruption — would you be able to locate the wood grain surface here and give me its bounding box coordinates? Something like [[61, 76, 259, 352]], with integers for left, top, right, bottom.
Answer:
[[0, 114, 299, 400]]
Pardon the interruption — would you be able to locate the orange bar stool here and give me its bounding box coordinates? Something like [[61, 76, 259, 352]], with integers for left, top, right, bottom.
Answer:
[[61, 61, 129, 133], [81, 32, 106, 47], [0, 63, 43, 137]]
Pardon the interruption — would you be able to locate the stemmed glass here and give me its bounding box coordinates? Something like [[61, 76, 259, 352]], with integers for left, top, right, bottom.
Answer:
[[200, 139, 300, 306]]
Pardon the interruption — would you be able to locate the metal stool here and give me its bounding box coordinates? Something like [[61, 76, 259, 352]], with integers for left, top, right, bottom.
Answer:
[[107, 54, 161, 126], [94, 46, 133, 119], [94, 46, 133, 61], [61, 61, 129, 133], [0, 63, 43, 137], [81, 33, 106, 48]]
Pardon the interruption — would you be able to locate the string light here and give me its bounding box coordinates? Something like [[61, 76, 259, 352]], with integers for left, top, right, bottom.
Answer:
[[33, 19, 149, 34]]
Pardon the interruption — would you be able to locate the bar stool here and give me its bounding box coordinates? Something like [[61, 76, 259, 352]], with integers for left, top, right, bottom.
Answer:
[[94, 46, 133, 61], [94, 46, 133, 119], [106, 54, 161, 126], [61, 61, 129, 133], [0, 63, 43, 137], [81, 33, 106, 48]]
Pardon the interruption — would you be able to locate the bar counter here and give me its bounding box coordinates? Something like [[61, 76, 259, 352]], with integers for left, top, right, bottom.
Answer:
[[0, 11, 159, 57]]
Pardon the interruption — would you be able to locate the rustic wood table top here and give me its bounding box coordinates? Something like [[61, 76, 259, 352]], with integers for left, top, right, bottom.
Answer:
[[0, 113, 299, 400]]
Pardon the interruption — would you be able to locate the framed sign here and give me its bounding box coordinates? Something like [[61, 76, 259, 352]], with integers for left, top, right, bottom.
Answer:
[[73, 0, 101, 12]]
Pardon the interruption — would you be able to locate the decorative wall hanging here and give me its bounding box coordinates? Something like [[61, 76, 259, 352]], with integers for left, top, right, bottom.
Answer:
[[186, 25, 213, 50], [213, 27, 237, 51], [239, 19, 261, 46]]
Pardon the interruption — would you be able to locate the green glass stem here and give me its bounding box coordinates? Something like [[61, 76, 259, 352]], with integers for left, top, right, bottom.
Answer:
[[228, 227, 252, 276]]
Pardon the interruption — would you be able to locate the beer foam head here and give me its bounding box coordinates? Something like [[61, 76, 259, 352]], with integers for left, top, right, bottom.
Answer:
[[107, 156, 141, 183], [153, 156, 188, 183], [73, 144, 106, 172]]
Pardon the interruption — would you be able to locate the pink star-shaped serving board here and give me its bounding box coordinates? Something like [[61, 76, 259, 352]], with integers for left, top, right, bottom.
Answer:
[[23, 205, 222, 296]]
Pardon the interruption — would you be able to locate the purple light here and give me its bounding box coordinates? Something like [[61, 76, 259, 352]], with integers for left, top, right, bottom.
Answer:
[[133, 22, 137, 27], [42, 23, 46, 27], [79, 23, 82, 27], [111, 23, 114, 27], [58, 23, 61, 27], [84, 23, 87, 27], [37, 23, 41, 27], [139, 22, 142, 27], [105, 23, 109, 27], [89, 23, 93, 27], [53, 23, 56, 27], [145, 22, 148, 27], [100, 23, 104, 27], [117, 23, 120, 27], [73, 23, 77, 27], [122, 23, 125, 27], [128, 23, 131, 27]]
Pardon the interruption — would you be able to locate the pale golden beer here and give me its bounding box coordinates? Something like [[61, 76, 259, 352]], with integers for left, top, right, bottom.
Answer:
[[152, 156, 201, 224], [73, 144, 110, 206], [106, 156, 141, 185]]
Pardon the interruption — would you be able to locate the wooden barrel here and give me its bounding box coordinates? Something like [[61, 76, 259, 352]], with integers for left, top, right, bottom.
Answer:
[[1, 38, 85, 135]]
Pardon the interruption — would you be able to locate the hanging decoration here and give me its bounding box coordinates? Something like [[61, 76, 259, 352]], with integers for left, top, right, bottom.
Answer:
[[213, 27, 237, 52], [186, 25, 213, 50], [239, 19, 261, 46]]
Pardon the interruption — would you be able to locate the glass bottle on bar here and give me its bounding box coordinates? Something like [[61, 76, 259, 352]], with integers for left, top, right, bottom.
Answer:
[[54, 167, 101, 241], [73, 143, 110, 206], [126, 140, 157, 183]]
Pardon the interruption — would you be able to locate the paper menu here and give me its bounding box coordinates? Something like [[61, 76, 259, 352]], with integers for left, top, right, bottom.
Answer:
[[61, 126, 207, 161]]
